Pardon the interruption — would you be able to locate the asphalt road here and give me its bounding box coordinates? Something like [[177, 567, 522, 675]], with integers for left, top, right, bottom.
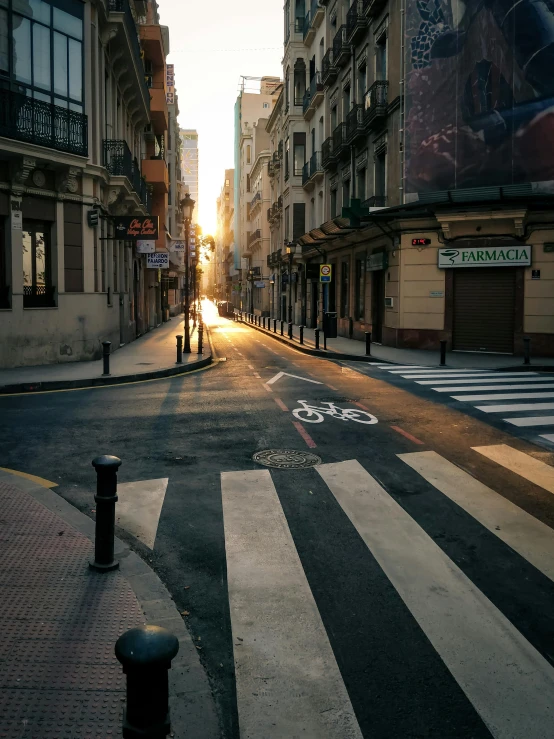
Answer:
[[2, 304, 554, 739]]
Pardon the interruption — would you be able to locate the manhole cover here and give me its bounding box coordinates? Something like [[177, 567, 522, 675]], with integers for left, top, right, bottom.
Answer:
[[253, 449, 322, 469]]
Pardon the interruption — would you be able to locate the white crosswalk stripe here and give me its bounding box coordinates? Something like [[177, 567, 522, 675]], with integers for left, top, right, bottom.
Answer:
[[221, 448, 554, 738]]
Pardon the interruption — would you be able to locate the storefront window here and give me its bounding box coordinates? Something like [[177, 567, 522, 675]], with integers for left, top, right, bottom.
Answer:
[[340, 260, 349, 317], [355, 256, 365, 320], [22, 221, 54, 307]]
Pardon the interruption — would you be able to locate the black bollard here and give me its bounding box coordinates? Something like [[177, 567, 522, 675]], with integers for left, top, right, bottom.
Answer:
[[262, 316, 266, 329], [90, 455, 121, 572], [176, 335, 183, 364], [288, 322, 293, 340], [524, 336, 531, 365], [280, 320, 284, 336], [102, 341, 111, 376], [440, 339, 447, 366], [299, 325, 304, 344], [273, 318, 277, 333], [115, 626, 179, 739], [198, 325, 203, 354], [315, 328, 320, 350], [365, 332, 371, 356]]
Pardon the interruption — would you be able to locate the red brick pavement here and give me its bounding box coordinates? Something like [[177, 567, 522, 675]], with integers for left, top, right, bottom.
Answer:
[[0, 481, 145, 738]]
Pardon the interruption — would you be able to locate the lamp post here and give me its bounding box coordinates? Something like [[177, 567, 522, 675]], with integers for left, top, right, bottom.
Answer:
[[180, 193, 195, 353], [285, 242, 295, 324], [248, 269, 254, 315]]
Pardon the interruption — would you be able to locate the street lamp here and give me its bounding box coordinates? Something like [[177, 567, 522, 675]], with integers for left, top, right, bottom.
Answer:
[[285, 242, 295, 323], [180, 193, 195, 353]]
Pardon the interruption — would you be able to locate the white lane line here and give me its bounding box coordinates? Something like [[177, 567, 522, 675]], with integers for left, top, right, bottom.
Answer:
[[476, 403, 554, 413], [379, 365, 429, 370], [221, 470, 363, 739], [317, 459, 554, 737], [504, 416, 554, 428], [388, 369, 492, 375], [399, 451, 554, 582], [400, 373, 512, 380], [472, 444, 554, 494], [451, 392, 554, 402], [418, 376, 551, 386], [433, 383, 554, 393], [541, 434, 554, 443]]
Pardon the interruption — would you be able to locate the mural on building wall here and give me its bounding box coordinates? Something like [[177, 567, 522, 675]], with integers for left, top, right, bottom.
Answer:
[[404, 0, 554, 197]]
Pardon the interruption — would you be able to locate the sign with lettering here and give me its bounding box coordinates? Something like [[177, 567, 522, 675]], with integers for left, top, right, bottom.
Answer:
[[136, 240, 155, 253], [366, 252, 388, 272], [438, 245, 531, 268], [170, 240, 186, 252], [114, 216, 159, 241], [146, 252, 169, 269]]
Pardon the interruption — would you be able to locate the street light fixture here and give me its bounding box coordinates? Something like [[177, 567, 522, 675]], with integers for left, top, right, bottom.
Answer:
[[180, 193, 195, 353], [285, 241, 295, 323]]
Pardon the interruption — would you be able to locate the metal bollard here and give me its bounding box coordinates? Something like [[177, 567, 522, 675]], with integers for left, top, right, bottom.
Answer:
[[299, 325, 304, 344], [102, 341, 111, 376], [280, 320, 284, 336], [198, 325, 203, 354], [273, 318, 277, 333], [315, 328, 320, 350], [115, 626, 179, 739], [524, 336, 531, 365], [365, 332, 371, 356], [440, 339, 447, 366], [262, 316, 266, 329], [288, 322, 293, 340], [176, 335, 183, 364], [90, 455, 121, 572]]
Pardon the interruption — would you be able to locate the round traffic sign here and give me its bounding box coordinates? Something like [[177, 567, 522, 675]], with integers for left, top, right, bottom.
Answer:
[[321, 265, 331, 276]]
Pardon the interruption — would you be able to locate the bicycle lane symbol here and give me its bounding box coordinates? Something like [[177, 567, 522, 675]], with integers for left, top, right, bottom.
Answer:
[[292, 400, 378, 425]]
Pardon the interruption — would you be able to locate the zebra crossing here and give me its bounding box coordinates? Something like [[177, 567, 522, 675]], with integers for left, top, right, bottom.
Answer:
[[221, 447, 554, 738], [361, 363, 554, 444]]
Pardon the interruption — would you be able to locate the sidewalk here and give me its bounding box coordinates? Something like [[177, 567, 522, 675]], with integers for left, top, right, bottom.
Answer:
[[0, 318, 211, 394], [0, 468, 219, 739], [246, 318, 554, 370]]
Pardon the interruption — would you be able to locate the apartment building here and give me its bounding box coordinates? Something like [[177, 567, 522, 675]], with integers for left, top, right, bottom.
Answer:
[[233, 77, 282, 311], [166, 82, 186, 316], [180, 129, 199, 212], [215, 169, 235, 302], [266, 0, 554, 356], [0, 0, 178, 368]]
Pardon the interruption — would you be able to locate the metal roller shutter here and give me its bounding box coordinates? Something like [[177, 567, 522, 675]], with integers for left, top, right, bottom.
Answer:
[[453, 268, 515, 353]]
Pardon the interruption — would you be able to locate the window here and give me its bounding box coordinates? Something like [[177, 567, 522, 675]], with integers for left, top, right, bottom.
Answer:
[[375, 150, 386, 198], [263, 102, 269, 108], [343, 178, 350, 209], [246, 174, 251, 192], [355, 255, 365, 320], [293, 132, 305, 176], [376, 32, 387, 81], [285, 67, 290, 109], [4, 0, 84, 111], [357, 167, 366, 202], [340, 260, 349, 317], [225, 179, 230, 186], [343, 85, 351, 118], [285, 136, 290, 179], [284, 205, 290, 241], [331, 104, 337, 131], [330, 188, 337, 218], [22, 221, 54, 307], [246, 145, 251, 164], [293, 60, 306, 105], [358, 63, 367, 100]]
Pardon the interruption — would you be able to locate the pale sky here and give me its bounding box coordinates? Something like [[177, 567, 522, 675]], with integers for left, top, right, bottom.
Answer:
[[158, 1, 284, 235]]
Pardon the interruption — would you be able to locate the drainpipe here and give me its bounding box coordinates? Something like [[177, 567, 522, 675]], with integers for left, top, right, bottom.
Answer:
[[399, 0, 406, 203], [351, 43, 356, 201]]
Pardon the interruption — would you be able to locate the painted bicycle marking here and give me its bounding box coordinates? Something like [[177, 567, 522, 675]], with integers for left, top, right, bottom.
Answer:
[[292, 400, 378, 425]]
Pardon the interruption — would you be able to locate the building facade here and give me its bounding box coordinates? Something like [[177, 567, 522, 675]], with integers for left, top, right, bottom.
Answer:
[[179, 129, 199, 213], [0, 0, 181, 368], [263, 0, 554, 356], [214, 169, 235, 302]]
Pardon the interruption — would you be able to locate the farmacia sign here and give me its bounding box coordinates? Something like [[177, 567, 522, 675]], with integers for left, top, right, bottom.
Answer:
[[438, 246, 531, 268]]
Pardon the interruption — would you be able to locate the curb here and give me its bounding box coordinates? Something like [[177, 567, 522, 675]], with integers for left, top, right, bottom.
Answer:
[[0, 467, 221, 739], [238, 317, 554, 372], [0, 343, 213, 395]]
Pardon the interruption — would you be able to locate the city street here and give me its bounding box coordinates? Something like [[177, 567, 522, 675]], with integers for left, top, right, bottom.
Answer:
[[2, 301, 554, 738]]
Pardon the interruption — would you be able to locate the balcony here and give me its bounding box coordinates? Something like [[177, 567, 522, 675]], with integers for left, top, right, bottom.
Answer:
[[302, 72, 324, 119], [103, 139, 151, 210], [107, 0, 150, 120], [268, 160, 275, 177], [248, 229, 262, 249], [142, 157, 169, 192], [346, 104, 365, 143], [310, 0, 325, 28], [250, 191, 262, 214], [346, 1, 369, 43], [362, 195, 387, 208], [332, 123, 349, 159], [364, 80, 389, 130], [277, 195, 283, 211], [267, 249, 282, 267], [362, 0, 388, 17], [322, 136, 335, 169], [139, 22, 166, 66], [148, 84, 168, 134], [321, 48, 338, 87], [294, 16, 304, 34], [302, 151, 323, 189], [272, 151, 281, 170], [0, 89, 88, 157], [332, 26, 350, 68]]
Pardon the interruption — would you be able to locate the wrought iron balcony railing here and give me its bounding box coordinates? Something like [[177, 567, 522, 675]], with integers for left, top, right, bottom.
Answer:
[[332, 122, 349, 156], [0, 89, 88, 157], [364, 80, 389, 129], [322, 136, 334, 168], [346, 104, 365, 142], [362, 195, 387, 208], [332, 26, 349, 67], [248, 229, 262, 247], [346, 0, 369, 42], [309, 151, 323, 178], [322, 48, 337, 86], [103, 139, 151, 210], [303, 72, 323, 114]]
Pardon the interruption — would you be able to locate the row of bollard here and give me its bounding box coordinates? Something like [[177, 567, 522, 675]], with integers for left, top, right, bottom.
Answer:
[[90, 456, 178, 738]]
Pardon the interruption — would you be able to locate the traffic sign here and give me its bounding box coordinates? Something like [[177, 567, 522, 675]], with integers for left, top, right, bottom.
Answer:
[[320, 264, 332, 282]]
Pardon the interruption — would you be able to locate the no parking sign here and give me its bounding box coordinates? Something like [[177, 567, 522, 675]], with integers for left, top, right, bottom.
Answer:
[[320, 264, 332, 283]]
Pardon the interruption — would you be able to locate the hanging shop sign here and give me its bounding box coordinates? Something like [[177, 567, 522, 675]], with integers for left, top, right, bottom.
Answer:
[[254, 281, 266, 288], [146, 252, 169, 269], [114, 216, 159, 240], [320, 264, 332, 282], [170, 240, 186, 252], [438, 245, 532, 268], [136, 240, 155, 253], [366, 251, 388, 272]]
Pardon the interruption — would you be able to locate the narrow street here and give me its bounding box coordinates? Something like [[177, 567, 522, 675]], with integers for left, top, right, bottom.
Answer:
[[1, 303, 554, 738]]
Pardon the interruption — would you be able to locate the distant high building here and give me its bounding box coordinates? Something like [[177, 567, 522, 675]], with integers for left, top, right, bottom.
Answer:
[[179, 129, 199, 215]]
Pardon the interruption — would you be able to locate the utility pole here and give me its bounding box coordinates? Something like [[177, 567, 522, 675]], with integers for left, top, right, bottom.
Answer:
[[180, 194, 195, 353]]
